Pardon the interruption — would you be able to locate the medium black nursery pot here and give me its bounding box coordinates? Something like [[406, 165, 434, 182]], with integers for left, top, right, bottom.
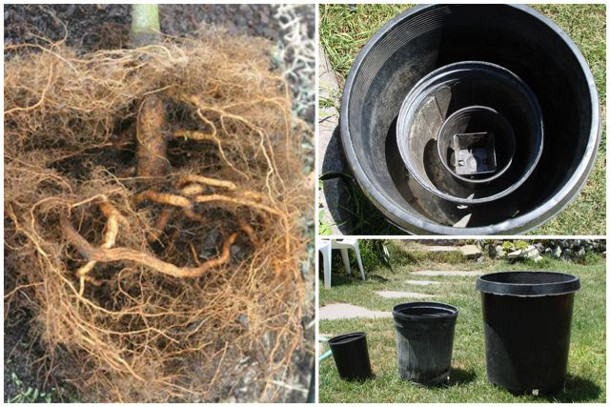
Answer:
[[476, 272, 580, 394], [392, 302, 458, 384], [328, 332, 373, 381], [340, 4, 600, 234]]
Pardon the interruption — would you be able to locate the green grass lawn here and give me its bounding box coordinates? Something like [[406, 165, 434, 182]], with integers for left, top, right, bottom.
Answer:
[[319, 4, 606, 235], [319, 245, 606, 402]]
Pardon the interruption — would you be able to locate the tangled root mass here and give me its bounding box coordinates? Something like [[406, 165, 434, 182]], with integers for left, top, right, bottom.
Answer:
[[4, 29, 311, 402]]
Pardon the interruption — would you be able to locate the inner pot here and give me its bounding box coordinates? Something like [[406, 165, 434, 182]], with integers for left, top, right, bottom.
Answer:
[[397, 62, 540, 204], [437, 106, 516, 183], [341, 4, 600, 234]]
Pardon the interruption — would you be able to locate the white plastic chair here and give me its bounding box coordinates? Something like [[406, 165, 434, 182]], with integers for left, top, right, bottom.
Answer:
[[318, 238, 365, 288]]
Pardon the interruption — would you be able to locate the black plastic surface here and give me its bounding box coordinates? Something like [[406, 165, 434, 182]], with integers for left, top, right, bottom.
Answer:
[[476, 271, 580, 297], [440, 108, 514, 182], [340, 5, 600, 234], [328, 332, 373, 381], [450, 131, 498, 176], [392, 302, 458, 384], [479, 289, 577, 393], [397, 62, 540, 204]]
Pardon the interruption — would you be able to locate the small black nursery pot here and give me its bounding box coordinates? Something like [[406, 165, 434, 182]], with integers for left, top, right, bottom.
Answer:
[[328, 332, 373, 381]]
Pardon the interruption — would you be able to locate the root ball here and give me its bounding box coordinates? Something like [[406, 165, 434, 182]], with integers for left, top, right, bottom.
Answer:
[[5, 29, 311, 402]]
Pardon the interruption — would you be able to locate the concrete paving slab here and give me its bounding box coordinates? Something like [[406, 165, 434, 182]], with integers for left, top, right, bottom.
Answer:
[[422, 246, 459, 253], [319, 303, 392, 320], [405, 280, 441, 286], [412, 270, 483, 277], [375, 291, 435, 299]]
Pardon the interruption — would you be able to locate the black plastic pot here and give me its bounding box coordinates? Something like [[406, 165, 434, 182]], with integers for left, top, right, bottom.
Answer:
[[340, 5, 600, 234], [328, 332, 373, 381], [397, 62, 542, 204], [392, 302, 458, 384], [476, 272, 580, 394]]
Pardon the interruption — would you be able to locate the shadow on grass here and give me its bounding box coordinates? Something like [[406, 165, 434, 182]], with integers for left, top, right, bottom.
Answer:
[[320, 272, 361, 288], [447, 367, 477, 387], [496, 374, 603, 402], [320, 125, 403, 235], [541, 374, 603, 403], [365, 274, 391, 283]]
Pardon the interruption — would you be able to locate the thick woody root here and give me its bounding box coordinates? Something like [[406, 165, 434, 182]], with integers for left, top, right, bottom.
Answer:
[[62, 213, 239, 279], [75, 200, 123, 295], [4, 29, 312, 403], [136, 94, 169, 180]]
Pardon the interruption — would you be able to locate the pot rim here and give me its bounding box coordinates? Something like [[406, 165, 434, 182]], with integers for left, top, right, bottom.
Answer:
[[328, 331, 367, 346], [476, 271, 580, 297], [396, 61, 542, 204], [436, 105, 517, 185], [392, 301, 458, 321], [340, 4, 601, 235]]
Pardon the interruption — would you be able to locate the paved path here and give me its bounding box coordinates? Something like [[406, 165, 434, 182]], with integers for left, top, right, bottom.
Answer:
[[412, 270, 483, 277], [375, 291, 435, 299], [422, 246, 459, 253], [319, 303, 392, 320], [405, 280, 441, 286]]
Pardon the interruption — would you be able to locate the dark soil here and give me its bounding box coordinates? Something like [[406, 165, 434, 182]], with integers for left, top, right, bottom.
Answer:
[[4, 4, 314, 403], [4, 4, 315, 125], [5, 4, 282, 50], [4, 267, 79, 402]]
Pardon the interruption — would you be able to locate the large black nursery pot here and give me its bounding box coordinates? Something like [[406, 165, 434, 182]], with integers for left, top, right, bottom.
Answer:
[[392, 302, 458, 384], [340, 5, 600, 234], [476, 272, 580, 394], [328, 332, 373, 381]]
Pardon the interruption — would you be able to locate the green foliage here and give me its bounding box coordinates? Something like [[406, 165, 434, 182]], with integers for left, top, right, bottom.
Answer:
[[356, 240, 389, 271], [318, 210, 332, 235], [514, 240, 529, 250], [8, 373, 54, 403], [502, 240, 529, 251], [578, 251, 603, 266]]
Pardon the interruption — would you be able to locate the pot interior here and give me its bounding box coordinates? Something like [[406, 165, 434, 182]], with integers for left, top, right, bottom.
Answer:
[[480, 271, 577, 285], [329, 332, 366, 345], [393, 302, 457, 318], [345, 4, 595, 229]]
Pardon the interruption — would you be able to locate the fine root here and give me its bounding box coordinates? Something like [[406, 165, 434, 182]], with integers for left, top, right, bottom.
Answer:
[[5, 28, 311, 403]]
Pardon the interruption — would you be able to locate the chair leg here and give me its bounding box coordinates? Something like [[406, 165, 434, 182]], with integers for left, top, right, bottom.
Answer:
[[322, 245, 332, 289], [353, 245, 366, 281], [340, 248, 351, 275]]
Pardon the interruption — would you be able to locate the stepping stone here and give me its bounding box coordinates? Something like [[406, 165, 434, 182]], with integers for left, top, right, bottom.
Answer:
[[460, 244, 482, 258], [405, 280, 441, 286], [319, 303, 391, 320], [422, 245, 459, 253], [375, 291, 435, 299], [412, 270, 482, 277]]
